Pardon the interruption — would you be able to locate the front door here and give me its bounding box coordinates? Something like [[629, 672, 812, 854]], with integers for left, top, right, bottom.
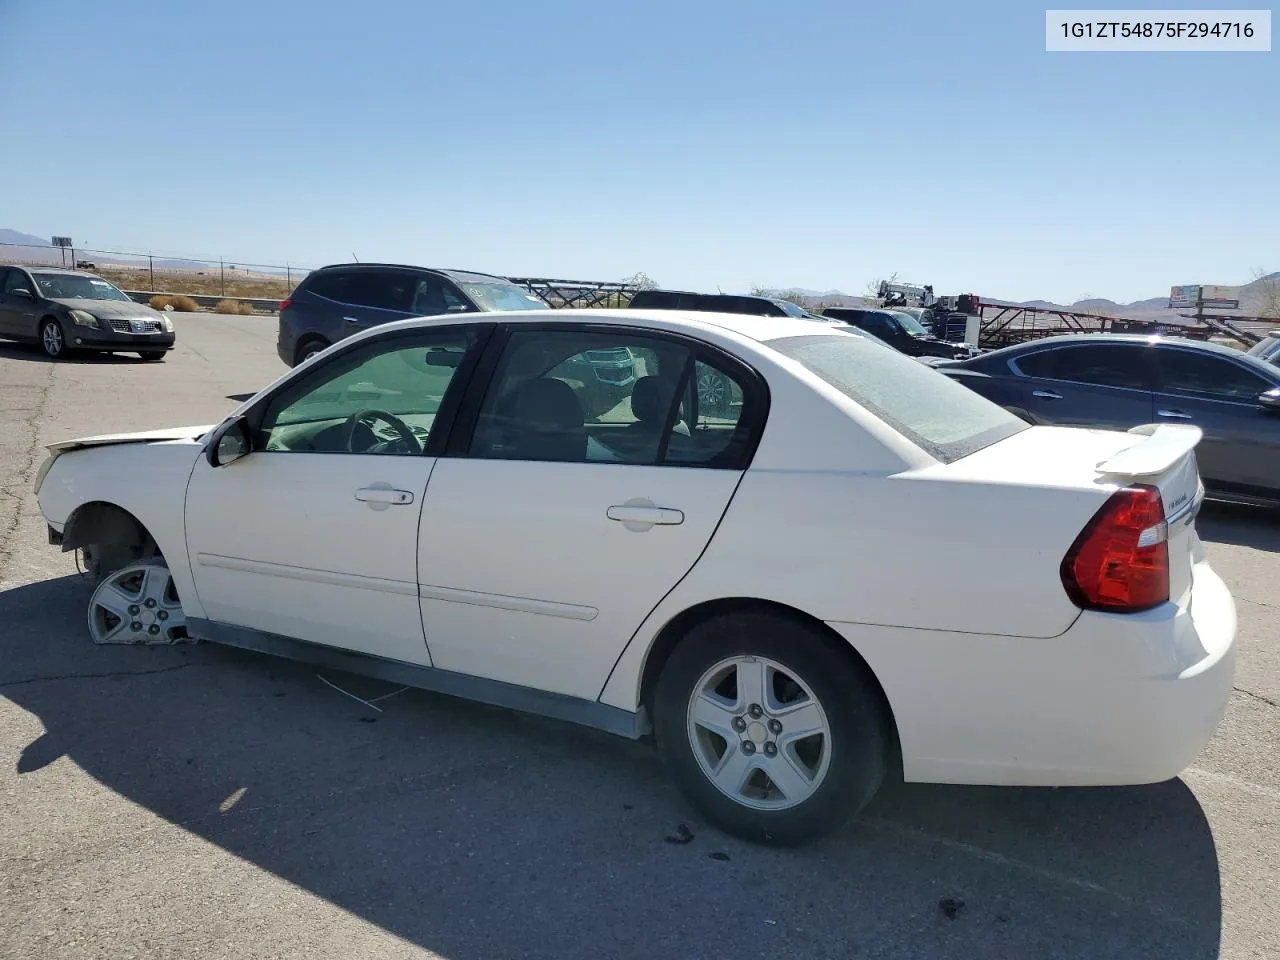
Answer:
[[1149, 344, 1280, 496], [1011, 341, 1155, 428], [184, 324, 485, 663], [417, 326, 764, 700]]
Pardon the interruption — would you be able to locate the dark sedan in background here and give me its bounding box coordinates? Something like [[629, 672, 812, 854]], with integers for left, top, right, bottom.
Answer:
[[0, 265, 175, 360], [936, 333, 1280, 505]]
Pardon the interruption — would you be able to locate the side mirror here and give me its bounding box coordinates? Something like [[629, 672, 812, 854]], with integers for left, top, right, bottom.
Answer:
[[11, 288, 33, 299], [206, 416, 252, 467], [1259, 388, 1280, 413]]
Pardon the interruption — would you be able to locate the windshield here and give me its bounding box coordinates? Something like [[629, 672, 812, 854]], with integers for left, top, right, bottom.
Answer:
[[768, 332, 1028, 463], [1246, 334, 1280, 359], [456, 281, 547, 312], [32, 273, 132, 302], [891, 310, 930, 337], [770, 299, 809, 319]]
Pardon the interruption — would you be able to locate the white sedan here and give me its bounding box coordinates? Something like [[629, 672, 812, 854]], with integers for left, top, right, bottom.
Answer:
[[33, 309, 1237, 845]]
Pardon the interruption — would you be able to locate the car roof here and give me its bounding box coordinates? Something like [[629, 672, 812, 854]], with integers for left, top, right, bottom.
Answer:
[[635, 289, 778, 303], [310, 262, 512, 283], [353, 307, 841, 345], [4, 265, 82, 276], [997, 332, 1250, 358]]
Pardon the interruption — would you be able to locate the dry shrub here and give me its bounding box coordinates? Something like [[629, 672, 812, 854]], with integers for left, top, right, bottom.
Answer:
[[170, 295, 200, 312], [214, 299, 256, 315], [149, 295, 173, 311]]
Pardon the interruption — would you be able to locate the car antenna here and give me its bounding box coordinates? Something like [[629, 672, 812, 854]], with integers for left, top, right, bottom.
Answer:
[[351, 253, 360, 263]]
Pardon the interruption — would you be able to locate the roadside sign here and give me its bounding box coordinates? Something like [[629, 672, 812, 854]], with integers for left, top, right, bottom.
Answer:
[[1200, 284, 1241, 310], [51, 236, 72, 247], [1169, 284, 1200, 308]]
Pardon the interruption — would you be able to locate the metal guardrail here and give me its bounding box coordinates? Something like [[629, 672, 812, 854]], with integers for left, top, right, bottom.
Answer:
[[123, 291, 282, 313]]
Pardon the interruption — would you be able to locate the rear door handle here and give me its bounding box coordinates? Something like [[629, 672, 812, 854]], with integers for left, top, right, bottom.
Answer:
[[607, 505, 684, 526], [1157, 409, 1193, 420], [355, 486, 415, 506], [1032, 390, 1063, 400]]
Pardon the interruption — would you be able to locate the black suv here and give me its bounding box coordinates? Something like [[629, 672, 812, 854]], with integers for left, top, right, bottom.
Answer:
[[277, 262, 638, 417], [277, 263, 550, 367], [819, 306, 978, 359]]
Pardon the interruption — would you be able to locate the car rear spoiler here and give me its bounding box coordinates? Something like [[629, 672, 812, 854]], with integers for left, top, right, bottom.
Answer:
[[1094, 423, 1203, 478]]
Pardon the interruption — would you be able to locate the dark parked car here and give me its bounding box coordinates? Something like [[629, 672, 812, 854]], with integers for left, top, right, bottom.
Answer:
[[624, 288, 879, 413], [278, 263, 636, 418], [1247, 330, 1280, 366], [626, 288, 841, 323], [278, 263, 550, 366], [0, 265, 175, 361], [937, 333, 1280, 505], [818, 306, 978, 359]]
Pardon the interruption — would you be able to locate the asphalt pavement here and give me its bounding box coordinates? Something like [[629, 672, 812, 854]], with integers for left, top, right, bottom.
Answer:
[[1, 313, 1277, 960]]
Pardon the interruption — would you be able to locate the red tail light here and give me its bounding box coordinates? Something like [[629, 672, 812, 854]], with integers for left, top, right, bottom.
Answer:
[[1061, 484, 1169, 612], [279, 297, 292, 312]]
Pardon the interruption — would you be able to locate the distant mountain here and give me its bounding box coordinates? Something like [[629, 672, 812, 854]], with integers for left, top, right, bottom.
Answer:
[[0, 229, 50, 247]]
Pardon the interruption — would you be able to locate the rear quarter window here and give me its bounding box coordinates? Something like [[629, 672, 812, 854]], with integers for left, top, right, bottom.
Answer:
[[768, 333, 1029, 463]]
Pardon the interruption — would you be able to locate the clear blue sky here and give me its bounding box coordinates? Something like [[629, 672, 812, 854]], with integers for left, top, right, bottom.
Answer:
[[2, 0, 1275, 303]]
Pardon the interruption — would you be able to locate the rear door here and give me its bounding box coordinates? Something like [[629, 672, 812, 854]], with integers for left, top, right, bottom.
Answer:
[[1009, 342, 1156, 428], [415, 324, 765, 700], [1149, 344, 1280, 496]]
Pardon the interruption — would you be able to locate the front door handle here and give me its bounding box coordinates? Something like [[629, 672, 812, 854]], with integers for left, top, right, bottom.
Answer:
[[1158, 409, 1194, 420], [355, 486, 415, 507], [607, 504, 684, 526], [1032, 390, 1063, 400]]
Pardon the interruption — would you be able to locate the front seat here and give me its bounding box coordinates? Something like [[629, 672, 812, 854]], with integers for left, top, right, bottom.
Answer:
[[504, 377, 587, 462]]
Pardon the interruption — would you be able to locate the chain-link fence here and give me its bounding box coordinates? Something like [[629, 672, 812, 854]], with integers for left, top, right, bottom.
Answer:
[[0, 240, 316, 300]]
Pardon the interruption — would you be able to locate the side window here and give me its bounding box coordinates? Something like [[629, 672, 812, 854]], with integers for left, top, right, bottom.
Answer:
[[663, 358, 751, 466], [860, 314, 896, 338], [0, 269, 11, 293], [4, 269, 29, 294], [1154, 349, 1271, 401], [343, 271, 415, 312], [411, 278, 452, 315], [1018, 344, 1147, 389], [466, 330, 760, 468], [304, 272, 349, 303], [257, 329, 477, 455]]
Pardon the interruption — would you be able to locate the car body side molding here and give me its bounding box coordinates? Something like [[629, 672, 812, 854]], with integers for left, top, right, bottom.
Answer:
[[186, 617, 649, 739]]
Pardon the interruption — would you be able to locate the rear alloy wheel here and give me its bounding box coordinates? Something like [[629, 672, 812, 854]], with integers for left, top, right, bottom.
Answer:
[[87, 558, 188, 645], [40, 319, 67, 359], [654, 611, 891, 846], [295, 339, 328, 366]]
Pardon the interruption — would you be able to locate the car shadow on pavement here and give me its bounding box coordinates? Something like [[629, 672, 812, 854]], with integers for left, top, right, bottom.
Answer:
[[1198, 500, 1280, 552], [1, 574, 1223, 960], [0, 342, 149, 364]]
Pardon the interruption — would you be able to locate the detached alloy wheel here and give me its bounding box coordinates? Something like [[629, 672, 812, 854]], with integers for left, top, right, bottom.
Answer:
[[696, 368, 730, 415], [40, 319, 67, 359], [87, 558, 187, 645], [654, 611, 891, 846]]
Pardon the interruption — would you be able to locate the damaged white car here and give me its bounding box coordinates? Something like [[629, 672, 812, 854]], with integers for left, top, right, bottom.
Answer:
[[34, 308, 1237, 845]]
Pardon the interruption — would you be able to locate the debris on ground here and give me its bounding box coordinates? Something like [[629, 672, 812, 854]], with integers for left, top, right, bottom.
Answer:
[[664, 822, 695, 844]]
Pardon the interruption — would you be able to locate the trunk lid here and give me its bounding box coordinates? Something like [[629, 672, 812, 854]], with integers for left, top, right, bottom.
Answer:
[[932, 422, 1205, 607]]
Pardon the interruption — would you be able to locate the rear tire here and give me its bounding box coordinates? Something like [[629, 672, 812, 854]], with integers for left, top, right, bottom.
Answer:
[[294, 337, 329, 366], [653, 610, 891, 846], [139, 351, 166, 362]]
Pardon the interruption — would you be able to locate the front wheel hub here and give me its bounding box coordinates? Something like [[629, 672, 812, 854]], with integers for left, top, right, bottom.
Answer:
[[88, 561, 190, 645]]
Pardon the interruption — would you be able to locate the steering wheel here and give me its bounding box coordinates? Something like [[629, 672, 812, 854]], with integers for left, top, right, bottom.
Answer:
[[342, 409, 422, 454]]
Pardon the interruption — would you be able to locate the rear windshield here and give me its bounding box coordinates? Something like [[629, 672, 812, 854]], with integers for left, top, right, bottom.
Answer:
[[768, 333, 1029, 463]]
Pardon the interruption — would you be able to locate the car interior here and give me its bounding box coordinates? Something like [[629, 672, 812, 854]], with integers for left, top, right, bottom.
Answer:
[[257, 337, 749, 467]]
